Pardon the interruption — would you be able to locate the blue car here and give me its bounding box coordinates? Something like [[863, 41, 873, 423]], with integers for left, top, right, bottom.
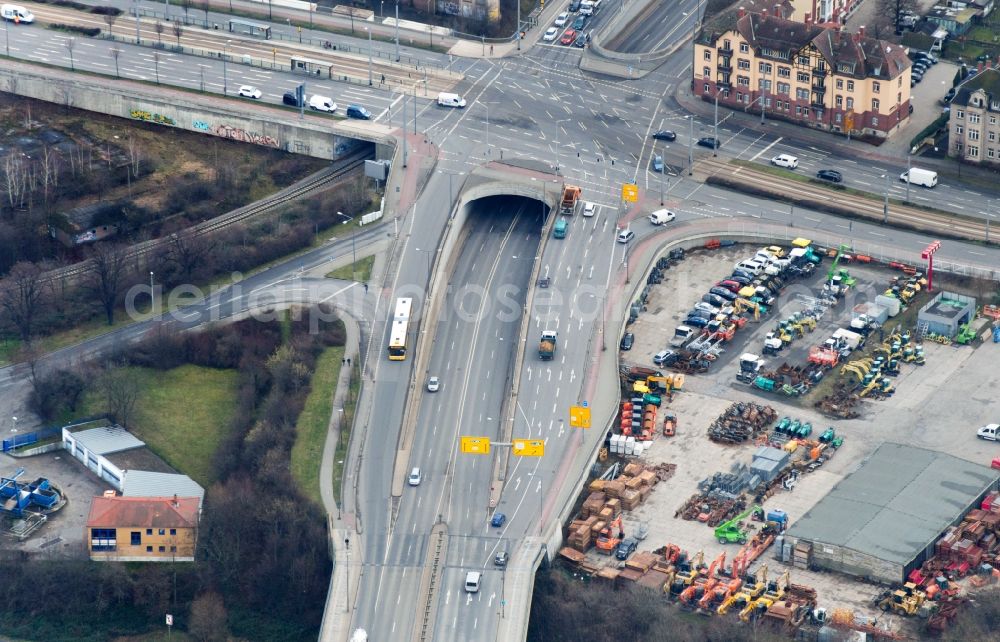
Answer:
[[346, 104, 372, 120], [490, 512, 506, 527], [652, 155, 664, 173], [685, 315, 710, 329]]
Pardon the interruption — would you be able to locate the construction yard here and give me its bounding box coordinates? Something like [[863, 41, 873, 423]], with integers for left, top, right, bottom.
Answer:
[[558, 240, 1000, 638]]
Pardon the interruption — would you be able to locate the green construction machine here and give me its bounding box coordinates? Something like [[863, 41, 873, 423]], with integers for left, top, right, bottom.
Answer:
[[955, 323, 976, 345], [715, 505, 763, 545]]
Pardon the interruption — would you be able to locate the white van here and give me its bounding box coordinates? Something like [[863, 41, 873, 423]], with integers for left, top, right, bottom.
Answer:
[[437, 92, 466, 108], [579, 1, 594, 15], [649, 209, 676, 225], [408, 467, 422, 486], [900, 167, 938, 188], [1, 4, 34, 23], [308, 95, 337, 113], [735, 260, 764, 275], [465, 571, 482, 593]]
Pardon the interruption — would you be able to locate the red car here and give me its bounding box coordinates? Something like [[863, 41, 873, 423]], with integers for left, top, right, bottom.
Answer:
[[717, 280, 741, 293], [560, 29, 577, 45]]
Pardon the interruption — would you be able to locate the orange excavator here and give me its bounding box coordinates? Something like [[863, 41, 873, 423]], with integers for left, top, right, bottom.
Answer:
[[690, 552, 727, 609], [595, 515, 624, 554], [663, 412, 677, 437]]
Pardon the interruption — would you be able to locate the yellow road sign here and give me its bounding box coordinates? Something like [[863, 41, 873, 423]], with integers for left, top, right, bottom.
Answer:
[[622, 183, 638, 203], [513, 438, 545, 457], [569, 405, 592, 428], [460, 436, 490, 455]]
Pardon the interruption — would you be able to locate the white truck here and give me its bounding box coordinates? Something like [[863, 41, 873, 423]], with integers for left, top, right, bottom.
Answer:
[[900, 167, 938, 188], [670, 325, 695, 348], [978, 424, 1000, 441], [763, 332, 783, 355]]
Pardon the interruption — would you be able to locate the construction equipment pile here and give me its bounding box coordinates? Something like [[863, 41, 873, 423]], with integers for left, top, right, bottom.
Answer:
[[676, 493, 747, 527], [708, 402, 777, 444], [814, 385, 861, 419], [565, 461, 675, 553]]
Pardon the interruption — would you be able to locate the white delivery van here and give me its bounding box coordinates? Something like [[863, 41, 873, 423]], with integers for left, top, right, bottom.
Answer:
[[649, 209, 676, 225], [1, 4, 34, 23], [900, 167, 937, 188], [978, 423, 1000, 441], [465, 571, 482, 593], [308, 95, 337, 113], [579, 0, 594, 15], [437, 92, 467, 108]]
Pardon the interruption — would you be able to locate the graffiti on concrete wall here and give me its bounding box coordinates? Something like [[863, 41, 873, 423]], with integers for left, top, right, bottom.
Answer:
[[130, 109, 175, 126], [210, 124, 280, 148]]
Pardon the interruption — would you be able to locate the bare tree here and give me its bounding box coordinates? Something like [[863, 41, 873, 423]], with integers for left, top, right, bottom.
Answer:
[[103, 13, 118, 37], [0, 261, 47, 343], [153, 52, 161, 84], [65, 37, 76, 71], [109, 47, 122, 78], [100, 364, 139, 427], [87, 242, 130, 326], [172, 23, 184, 48], [188, 592, 229, 642], [876, 0, 918, 36], [165, 230, 215, 283], [199, 0, 210, 23], [154, 20, 164, 46], [127, 135, 142, 178]]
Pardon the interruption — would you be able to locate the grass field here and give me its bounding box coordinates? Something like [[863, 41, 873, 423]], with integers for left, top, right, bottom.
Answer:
[[82, 365, 238, 488], [291, 346, 344, 507], [326, 255, 375, 282]]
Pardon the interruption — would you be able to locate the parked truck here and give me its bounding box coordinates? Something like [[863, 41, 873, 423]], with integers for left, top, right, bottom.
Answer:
[[560, 185, 582, 215], [900, 167, 938, 188], [670, 325, 695, 348], [737, 353, 765, 383], [977, 423, 1000, 440], [539, 331, 558, 360]]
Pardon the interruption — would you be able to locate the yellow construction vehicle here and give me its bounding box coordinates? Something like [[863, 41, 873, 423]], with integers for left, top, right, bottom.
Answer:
[[799, 317, 817, 332], [671, 550, 704, 595], [878, 583, 926, 616], [734, 298, 760, 321]]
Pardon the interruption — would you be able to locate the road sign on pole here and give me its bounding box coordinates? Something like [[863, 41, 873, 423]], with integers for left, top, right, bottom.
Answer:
[[460, 436, 490, 454], [621, 183, 638, 203], [512, 438, 545, 457], [569, 405, 591, 428]]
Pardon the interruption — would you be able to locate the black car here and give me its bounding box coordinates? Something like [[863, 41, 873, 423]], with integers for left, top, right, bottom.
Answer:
[[702, 293, 726, 307], [615, 537, 638, 560], [574, 32, 588, 47], [697, 137, 721, 149], [620, 332, 635, 350], [730, 270, 754, 283], [709, 286, 738, 301], [282, 91, 302, 107], [569, 0, 581, 9], [944, 87, 957, 103], [912, 62, 930, 74], [816, 169, 843, 183], [652, 130, 677, 141]]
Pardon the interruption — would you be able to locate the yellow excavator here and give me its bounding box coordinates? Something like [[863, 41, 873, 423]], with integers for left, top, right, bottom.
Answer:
[[730, 565, 768, 619]]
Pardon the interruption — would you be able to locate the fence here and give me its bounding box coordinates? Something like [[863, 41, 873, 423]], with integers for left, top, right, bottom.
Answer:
[[2, 415, 110, 453]]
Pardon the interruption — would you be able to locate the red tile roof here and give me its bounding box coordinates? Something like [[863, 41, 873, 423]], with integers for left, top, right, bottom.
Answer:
[[86, 495, 200, 529]]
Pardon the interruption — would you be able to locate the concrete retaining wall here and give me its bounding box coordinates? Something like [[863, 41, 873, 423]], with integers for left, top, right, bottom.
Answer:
[[0, 65, 394, 161]]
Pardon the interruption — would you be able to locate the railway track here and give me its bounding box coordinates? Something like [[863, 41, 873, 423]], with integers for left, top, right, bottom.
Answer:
[[697, 158, 990, 242], [43, 148, 371, 286]]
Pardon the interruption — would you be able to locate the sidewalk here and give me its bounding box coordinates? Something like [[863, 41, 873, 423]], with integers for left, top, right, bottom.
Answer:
[[672, 80, 1000, 184], [319, 311, 364, 642]]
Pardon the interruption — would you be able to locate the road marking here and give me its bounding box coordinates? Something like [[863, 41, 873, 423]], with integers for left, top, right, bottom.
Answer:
[[749, 137, 783, 162]]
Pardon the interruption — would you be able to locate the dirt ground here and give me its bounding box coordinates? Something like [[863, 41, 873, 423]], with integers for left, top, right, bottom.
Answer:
[[585, 242, 1000, 633]]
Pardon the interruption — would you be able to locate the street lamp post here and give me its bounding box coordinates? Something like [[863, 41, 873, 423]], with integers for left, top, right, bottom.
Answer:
[[366, 27, 373, 86], [415, 247, 433, 279], [687, 115, 694, 175], [659, 159, 665, 205], [882, 173, 889, 224], [905, 154, 911, 203], [134, 0, 140, 44], [394, 2, 400, 62], [713, 91, 719, 157], [4, 22, 9, 57], [222, 40, 231, 95], [150, 271, 155, 311], [760, 87, 766, 124]]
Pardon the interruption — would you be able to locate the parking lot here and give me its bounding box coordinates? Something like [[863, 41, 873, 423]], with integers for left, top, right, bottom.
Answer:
[[590, 240, 1000, 627]]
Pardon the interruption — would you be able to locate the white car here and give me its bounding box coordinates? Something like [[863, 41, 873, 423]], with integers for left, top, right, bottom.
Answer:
[[554, 11, 569, 26], [238, 85, 262, 99], [770, 154, 799, 169], [582, 202, 596, 217], [616, 229, 634, 244], [427, 376, 440, 392], [543, 27, 559, 41]]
